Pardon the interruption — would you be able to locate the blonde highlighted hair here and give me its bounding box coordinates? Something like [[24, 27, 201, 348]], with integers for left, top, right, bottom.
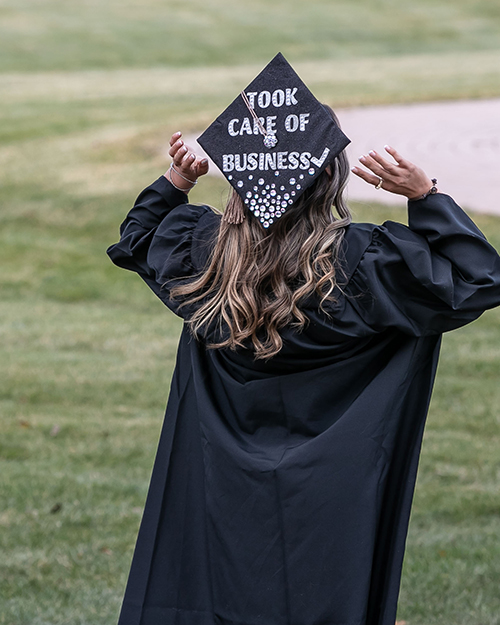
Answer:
[[170, 108, 351, 360]]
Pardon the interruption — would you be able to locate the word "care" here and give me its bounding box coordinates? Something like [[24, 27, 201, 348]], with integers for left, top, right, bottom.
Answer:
[[228, 114, 310, 137]]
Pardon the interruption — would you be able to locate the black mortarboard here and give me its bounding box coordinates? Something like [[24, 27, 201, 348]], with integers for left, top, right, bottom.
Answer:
[[197, 52, 350, 228]]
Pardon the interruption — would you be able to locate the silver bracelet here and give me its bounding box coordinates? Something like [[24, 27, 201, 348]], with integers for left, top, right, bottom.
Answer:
[[170, 163, 197, 186], [166, 167, 191, 193]]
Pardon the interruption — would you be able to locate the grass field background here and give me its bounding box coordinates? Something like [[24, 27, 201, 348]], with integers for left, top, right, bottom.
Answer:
[[1, 1, 500, 624]]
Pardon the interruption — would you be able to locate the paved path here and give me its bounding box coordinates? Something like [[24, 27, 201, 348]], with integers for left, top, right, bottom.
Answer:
[[187, 98, 500, 215]]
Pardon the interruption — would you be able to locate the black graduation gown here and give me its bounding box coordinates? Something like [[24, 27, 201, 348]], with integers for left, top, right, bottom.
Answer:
[[107, 175, 500, 625]]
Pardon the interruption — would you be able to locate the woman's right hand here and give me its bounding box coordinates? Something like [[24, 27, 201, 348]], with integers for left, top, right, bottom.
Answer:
[[351, 145, 438, 200], [165, 131, 209, 192]]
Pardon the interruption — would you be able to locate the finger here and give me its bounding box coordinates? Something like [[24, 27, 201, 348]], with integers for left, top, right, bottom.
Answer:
[[184, 152, 197, 167], [169, 131, 182, 147], [172, 144, 189, 166], [176, 151, 198, 176], [351, 166, 383, 187], [168, 138, 184, 158], [358, 154, 387, 178], [384, 145, 408, 167], [367, 150, 399, 175], [196, 158, 209, 177]]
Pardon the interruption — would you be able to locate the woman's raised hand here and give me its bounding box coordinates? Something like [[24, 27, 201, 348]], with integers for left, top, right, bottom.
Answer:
[[351, 145, 438, 200], [165, 131, 209, 192]]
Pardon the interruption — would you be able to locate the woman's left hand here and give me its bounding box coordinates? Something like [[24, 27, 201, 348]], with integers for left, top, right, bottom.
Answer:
[[165, 131, 209, 192], [351, 145, 437, 200]]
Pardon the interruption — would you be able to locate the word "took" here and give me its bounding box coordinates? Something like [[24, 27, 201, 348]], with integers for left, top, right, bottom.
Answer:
[[244, 88, 299, 109]]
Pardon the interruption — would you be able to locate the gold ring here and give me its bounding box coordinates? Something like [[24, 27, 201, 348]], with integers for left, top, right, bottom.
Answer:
[[375, 177, 383, 190]]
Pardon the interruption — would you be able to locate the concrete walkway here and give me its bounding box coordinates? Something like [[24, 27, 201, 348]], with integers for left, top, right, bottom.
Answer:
[[187, 98, 500, 215]]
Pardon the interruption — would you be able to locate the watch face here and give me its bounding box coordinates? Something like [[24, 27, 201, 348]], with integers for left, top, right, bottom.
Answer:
[[430, 186, 438, 194]]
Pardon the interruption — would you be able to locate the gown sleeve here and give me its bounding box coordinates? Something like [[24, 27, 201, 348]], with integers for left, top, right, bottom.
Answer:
[[106, 175, 220, 317], [348, 193, 500, 335]]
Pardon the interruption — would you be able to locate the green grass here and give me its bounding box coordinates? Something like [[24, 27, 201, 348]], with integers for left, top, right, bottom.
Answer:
[[1, 0, 500, 72], [2, 0, 500, 622]]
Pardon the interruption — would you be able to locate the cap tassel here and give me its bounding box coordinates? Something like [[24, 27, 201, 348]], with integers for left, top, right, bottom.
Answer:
[[223, 190, 246, 225]]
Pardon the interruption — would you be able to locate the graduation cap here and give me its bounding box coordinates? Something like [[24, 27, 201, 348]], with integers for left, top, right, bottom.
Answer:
[[197, 52, 350, 228]]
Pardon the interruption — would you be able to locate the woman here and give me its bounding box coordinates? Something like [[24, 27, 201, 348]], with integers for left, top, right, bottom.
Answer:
[[107, 132, 500, 625]]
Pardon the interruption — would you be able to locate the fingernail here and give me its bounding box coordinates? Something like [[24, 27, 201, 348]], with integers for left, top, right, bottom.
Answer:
[[384, 144, 391, 150], [369, 150, 376, 156], [190, 153, 196, 160], [351, 167, 357, 172], [359, 155, 365, 161], [201, 159, 208, 165]]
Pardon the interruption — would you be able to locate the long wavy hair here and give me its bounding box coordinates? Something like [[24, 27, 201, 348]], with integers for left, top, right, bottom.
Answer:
[[170, 109, 352, 360]]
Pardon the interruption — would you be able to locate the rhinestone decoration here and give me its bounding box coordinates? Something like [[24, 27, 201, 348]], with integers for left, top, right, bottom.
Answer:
[[224, 136, 328, 230], [263, 134, 278, 148], [228, 175, 233, 180]]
